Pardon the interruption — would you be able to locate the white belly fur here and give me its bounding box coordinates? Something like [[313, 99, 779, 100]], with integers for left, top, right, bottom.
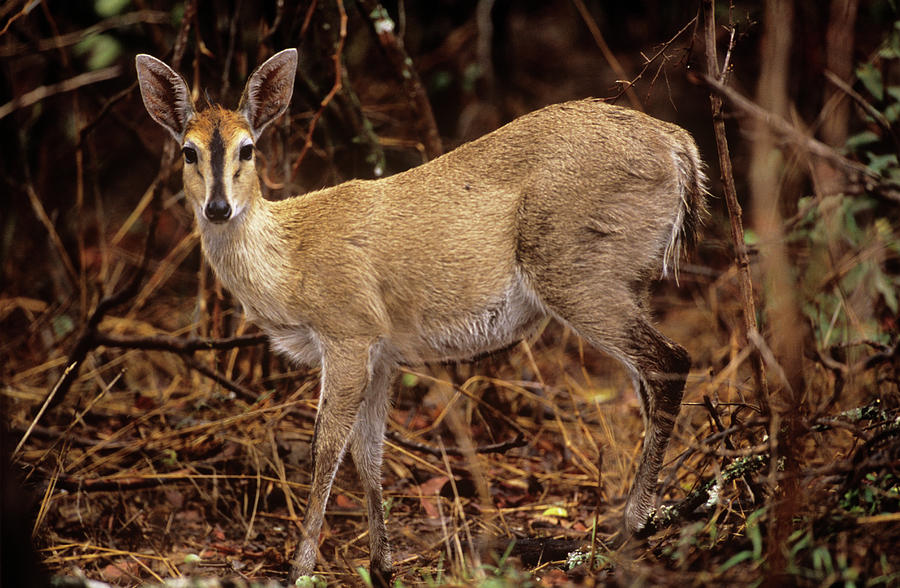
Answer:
[[258, 272, 545, 368], [413, 271, 546, 363]]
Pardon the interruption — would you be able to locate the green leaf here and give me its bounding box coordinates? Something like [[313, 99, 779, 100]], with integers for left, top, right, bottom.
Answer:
[[790, 529, 812, 559], [866, 152, 899, 175], [541, 506, 568, 518], [745, 507, 766, 560], [75, 34, 123, 70], [296, 574, 327, 588], [857, 63, 884, 101], [462, 63, 483, 93], [748, 521, 762, 559], [52, 314, 75, 339], [812, 546, 835, 575], [170, 3, 185, 25], [430, 70, 453, 93], [161, 448, 177, 467], [587, 387, 617, 403], [845, 130, 880, 152], [718, 550, 754, 573], [94, 0, 130, 18], [401, 372, 419, 387], [885, 102, 900, 123], [878, 43, 900, 59], [874, 269, 899, 314]]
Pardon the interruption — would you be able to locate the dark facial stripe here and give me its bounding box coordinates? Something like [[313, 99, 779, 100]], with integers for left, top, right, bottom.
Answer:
[[209, 125, 227, 204]]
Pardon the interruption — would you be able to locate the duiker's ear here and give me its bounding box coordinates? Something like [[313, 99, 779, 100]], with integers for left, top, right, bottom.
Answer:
[[239, 48, 298, 140], [135, 54, 195, 143]]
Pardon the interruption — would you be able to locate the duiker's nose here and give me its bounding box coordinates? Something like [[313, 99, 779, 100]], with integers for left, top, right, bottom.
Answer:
[[205, 199, 231, 223]]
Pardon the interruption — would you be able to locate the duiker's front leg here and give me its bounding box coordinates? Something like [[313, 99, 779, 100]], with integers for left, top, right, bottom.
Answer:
[[350, 358, 395, 587], [291, 342, 370, 581]]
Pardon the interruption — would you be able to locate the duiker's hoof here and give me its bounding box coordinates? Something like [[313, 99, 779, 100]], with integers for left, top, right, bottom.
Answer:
[[369, 562, 395, 588]]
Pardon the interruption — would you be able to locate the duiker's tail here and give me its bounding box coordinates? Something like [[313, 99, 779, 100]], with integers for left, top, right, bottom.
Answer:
[[662, 139, 709, 280]]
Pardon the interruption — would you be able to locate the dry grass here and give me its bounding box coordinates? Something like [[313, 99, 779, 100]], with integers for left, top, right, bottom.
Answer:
[[6, 266, 898, 585]]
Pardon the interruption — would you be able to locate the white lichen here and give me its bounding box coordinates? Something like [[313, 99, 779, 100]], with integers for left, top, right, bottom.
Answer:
[[705, 480, 721, 508], [373, 16, 395, 35]]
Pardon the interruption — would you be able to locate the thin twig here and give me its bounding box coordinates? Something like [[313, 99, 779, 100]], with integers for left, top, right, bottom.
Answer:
[[858, 339, 900, 371], [8, 422, 131, 450], [824, 69, 899, 149], [171, 0, 197, 69], [0, 10, 169, 57], [699, 72, 877, 180], [588, 447, 603, 571], [220, 0, 243, 94], [94, 333, 268, 353], [260, 0, 284, 42], [385, 430, 527, 457], [642, 453, 769, 536], [748, 328, 795, 400], [701, 395, 736, 451], [23, 178, 79, 289], [292, 0, 348, 177], [571, 0, 643, 110], [182, 356, 261, 404], [701, 0, 770, 414], [0, 0, 39, 38], [0, 66, 122, 120], [616, 16, 697, 106], [53, 474, 193, 493], [76, 82, 138, 147], [300, 0, 318, 37], [13, 362, 79, 458], [41, 212, 159, 412]]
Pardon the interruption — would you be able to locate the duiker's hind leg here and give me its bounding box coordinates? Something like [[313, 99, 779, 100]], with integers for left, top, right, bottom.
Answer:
[[547, 297, 689, 534], [615, 317, 690, 534], [516, 166, 693, 533], [349, 360, 395, 587]]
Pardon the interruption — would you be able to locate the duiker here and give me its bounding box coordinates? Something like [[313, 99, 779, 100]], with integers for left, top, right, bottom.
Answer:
[[136, 48, 707, 585]]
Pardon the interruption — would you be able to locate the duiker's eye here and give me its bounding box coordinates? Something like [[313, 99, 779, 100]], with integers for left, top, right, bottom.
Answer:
[[239, 144, 254, 161], [182, 146, 198, 164]]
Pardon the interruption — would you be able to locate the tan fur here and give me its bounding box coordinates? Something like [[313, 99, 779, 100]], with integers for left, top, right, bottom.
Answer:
[[136, 49, 708, 586]]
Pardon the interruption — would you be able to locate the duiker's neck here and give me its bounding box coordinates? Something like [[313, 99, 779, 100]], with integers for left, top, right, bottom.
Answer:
[[197, 185, 285, 309]]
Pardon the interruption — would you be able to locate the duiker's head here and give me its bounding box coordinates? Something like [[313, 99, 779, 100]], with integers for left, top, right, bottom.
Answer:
[[136, 49, 297, 224]]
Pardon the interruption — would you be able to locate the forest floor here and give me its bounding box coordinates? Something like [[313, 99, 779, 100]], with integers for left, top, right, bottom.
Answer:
[[4, 269, 899, 587]]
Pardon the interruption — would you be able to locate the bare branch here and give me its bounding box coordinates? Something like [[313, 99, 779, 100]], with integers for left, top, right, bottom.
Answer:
[[622, 16, 697, 102], [701, 0, 769, 414], [386, 430, 527, 457], [292, 0, 348, 176], [182, 356, 262, 404], [0, 0, 40, 38], [0, 10, 169, 58], [0, 66, 122, 120], [94, 333, 268, 354], [699, 72, 877, 180], [40, 212, 159, 413], [571, 0, 643, 110]]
